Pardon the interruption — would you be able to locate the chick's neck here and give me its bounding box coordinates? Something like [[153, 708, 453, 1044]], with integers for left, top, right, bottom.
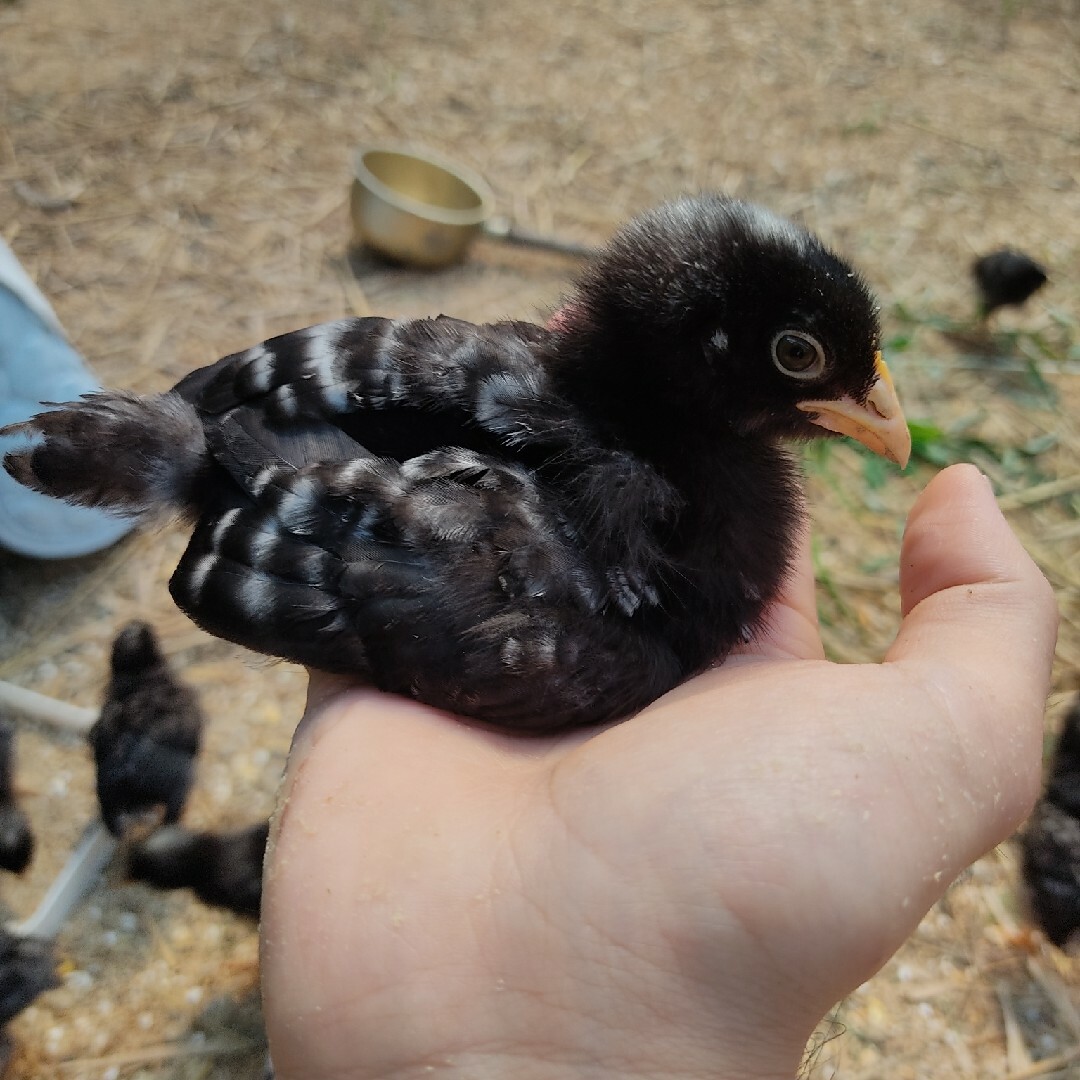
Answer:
[[547, 316, 744, 478]]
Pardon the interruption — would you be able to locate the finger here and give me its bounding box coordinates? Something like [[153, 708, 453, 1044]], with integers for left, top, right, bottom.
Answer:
[[886, 463, 1058, 836], [731, 523, 825, 662]]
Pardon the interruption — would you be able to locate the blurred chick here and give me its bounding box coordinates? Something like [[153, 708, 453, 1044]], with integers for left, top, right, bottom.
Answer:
[[1021, 694, 1080, 947], [127, 820, 269, 919], [0, 724, 33, 875], [0, 930, 56, 1023], [972, 248, 1048, 319], [90, 622, 204, 837], [0, 929, 57, 1074]]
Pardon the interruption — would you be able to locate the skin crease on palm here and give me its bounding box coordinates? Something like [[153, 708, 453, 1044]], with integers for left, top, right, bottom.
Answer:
[[260, 464, 1058, 1080]]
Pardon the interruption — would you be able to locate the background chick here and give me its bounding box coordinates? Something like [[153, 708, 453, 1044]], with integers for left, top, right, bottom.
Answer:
[[127, 820, 269, 919], [0, 930, 57, 1075], [972, 248, 1048, 319], [1021, 694, 1080, 948], [90, 622, 204, 837], [0, 725, 33, 876]]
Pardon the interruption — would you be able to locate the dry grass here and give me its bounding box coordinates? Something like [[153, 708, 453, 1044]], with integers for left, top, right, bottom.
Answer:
[[1, 0, 1079, 1076]]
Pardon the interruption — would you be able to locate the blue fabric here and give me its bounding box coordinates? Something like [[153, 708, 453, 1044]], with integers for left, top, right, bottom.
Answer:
[[0, 287, 135, 558]]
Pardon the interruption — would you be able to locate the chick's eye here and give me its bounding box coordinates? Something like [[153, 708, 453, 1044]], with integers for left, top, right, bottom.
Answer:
[[771, 331, 826, 379]]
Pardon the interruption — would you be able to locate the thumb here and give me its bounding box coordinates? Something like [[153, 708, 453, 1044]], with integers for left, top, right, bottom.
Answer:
[[886, 463, 1058, 836]]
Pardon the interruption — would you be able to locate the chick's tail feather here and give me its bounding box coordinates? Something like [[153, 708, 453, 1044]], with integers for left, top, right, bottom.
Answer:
[[1, 391, 207, 518]]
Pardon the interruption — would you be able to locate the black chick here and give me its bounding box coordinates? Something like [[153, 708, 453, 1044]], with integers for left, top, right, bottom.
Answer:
[[0, 928, 57, 1072], [127, 820, 269, 919], [1021, 695, 1080, 947], [0, 724, 33, 875], [3, 195, 910, 733], [972, 248, 1048, 318], [89, 622, 204, 836], [0, 931, 56, 1024]]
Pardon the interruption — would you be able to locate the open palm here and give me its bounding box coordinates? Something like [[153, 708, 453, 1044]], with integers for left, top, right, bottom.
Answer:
[[262, 464, 1056, 1080]]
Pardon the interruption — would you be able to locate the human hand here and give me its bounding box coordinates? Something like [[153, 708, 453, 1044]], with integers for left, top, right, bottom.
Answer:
[[261, 463, 1057, 1080]]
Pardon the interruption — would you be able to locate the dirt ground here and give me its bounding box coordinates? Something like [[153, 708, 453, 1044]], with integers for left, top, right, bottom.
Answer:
[[1, 0, 1078, 1076]]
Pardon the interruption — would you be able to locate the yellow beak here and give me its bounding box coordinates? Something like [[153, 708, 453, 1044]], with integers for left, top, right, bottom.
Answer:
[[796, 353, 911, 468]]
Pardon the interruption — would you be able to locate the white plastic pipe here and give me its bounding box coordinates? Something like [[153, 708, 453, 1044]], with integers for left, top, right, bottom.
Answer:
[[10, 820, 118, 939], [0, 680, 97, 734]]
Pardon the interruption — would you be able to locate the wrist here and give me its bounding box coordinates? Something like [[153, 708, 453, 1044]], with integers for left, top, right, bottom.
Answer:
[[264, 974, 808, 1080]]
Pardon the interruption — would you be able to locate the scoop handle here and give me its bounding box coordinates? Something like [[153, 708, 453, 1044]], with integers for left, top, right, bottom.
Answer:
[[482, 216, 595, 258]]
